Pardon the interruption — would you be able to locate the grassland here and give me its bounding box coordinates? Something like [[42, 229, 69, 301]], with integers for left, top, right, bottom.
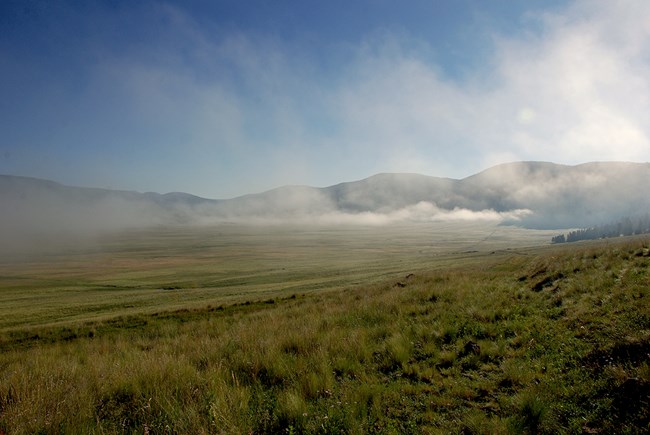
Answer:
[[0, 224, 648, 433], [0, 222, 554, 334]]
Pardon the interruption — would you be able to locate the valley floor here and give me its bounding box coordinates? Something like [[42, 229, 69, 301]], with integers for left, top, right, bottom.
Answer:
[[0, 227, 648, 433]]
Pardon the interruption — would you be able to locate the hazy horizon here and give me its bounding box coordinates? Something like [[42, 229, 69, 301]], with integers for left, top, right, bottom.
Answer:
[[1, 159, 647, 200], [2, 1, 650, 198], [3, 161, 650, 242]]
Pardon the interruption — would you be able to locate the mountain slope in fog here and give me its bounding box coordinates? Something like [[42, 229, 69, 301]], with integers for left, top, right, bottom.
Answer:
[[2, 162, 650, 236], [215, 162, 650, 228], [456, 162, 650, 228], [0, 175, 220, 252]]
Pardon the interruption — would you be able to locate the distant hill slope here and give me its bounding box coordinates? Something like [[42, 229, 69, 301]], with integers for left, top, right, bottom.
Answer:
[[213, 161, 650, 228], [456, 162, 650, 228], [0, 175, 219, 251], [2, 162, 650, 238]]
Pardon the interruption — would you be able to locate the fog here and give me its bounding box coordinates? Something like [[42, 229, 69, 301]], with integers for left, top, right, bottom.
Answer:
[[209, 202, 531, 227], [2, 161, 650, 255], [1, 193, 165, 256]]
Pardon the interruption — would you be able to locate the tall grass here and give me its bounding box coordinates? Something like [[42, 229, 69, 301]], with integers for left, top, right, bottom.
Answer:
[[0, 238, 648, 433]]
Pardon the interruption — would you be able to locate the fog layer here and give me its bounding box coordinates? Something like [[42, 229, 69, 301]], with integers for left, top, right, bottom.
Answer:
[[2, 162, 649, 253]]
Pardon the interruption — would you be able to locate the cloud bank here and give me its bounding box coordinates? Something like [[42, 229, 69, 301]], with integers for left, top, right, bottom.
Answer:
[[335, 0, 650, 175], [216, 202, 532, 227]]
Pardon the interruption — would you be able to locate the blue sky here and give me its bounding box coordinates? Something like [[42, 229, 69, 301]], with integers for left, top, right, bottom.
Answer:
[[1, 0, 649, 198]]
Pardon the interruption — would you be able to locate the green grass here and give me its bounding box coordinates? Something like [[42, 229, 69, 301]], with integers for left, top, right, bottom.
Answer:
[[0, 225, 648, 433], [0, 222, 555, 333]]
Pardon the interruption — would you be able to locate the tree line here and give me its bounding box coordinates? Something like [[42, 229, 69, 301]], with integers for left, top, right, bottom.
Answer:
[[551, 214, 650, 243]]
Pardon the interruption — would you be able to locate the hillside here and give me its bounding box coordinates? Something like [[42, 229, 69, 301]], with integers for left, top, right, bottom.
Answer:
[[2, 162, 650, 237], [457, 162, 650, 228], [0, 175, 219, 251]]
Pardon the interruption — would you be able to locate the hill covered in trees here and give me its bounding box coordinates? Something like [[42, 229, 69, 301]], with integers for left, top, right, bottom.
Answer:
[[552, 215, 650, 243]]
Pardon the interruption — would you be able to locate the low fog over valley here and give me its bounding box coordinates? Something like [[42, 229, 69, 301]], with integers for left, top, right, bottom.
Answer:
[[3, 161, 649, 254]]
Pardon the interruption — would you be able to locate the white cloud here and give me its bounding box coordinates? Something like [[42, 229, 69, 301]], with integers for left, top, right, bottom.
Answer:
[[333, 0, 650, 176], [489, 0, 650, 164]]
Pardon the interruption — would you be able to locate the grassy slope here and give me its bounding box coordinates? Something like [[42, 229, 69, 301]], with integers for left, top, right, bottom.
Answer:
[[0, 231, 649, 433]]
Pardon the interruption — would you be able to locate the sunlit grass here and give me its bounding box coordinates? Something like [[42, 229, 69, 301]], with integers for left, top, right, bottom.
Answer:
[[0, 229, 648, 433]]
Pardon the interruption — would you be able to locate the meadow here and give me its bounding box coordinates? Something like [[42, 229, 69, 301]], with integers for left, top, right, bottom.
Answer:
[[0, 222, 554, 334], [0, 223, 648, 433]]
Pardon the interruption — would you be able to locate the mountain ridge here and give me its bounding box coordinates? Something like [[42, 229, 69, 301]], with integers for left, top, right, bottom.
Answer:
[[2, 161, 650, 235]]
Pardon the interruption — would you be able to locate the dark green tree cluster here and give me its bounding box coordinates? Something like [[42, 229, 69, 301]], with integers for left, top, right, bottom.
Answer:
[[551, 234, 566, 244], [552, 214, 650, 243]]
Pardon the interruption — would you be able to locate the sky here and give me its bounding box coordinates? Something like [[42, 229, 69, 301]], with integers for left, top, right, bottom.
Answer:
[[1, 0, 649, 199]]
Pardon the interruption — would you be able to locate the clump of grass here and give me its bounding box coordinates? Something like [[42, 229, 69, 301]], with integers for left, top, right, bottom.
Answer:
[[461, 409, 509, 434], [208, 380, 252, 433], [509, 393, 549, 433]]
